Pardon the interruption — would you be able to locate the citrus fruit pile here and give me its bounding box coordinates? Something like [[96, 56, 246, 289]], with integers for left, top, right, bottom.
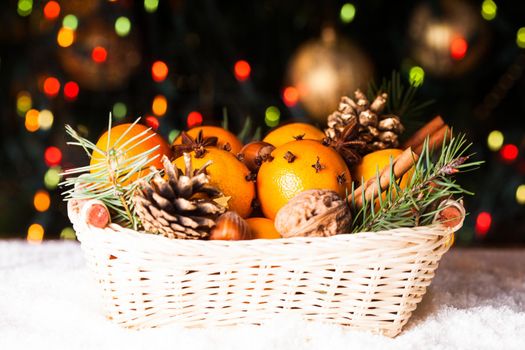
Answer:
[[88, 118, 410, 241]]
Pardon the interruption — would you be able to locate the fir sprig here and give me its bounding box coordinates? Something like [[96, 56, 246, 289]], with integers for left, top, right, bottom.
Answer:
[[350, 133, 483, 233], [61, 116, 159, 229], [367, 71, 434, 132]]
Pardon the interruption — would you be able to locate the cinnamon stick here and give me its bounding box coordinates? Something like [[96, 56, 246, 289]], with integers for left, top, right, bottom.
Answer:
[[403, 115, 445, 150], [351, 147, 419, 208], [412, 125, 451, 155]]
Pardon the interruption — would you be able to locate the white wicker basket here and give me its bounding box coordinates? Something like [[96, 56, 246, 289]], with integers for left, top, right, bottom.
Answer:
[[72, 202, 463, 338]]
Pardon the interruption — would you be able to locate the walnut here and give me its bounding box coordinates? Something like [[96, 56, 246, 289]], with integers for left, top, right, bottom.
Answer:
[[274, 189, 352, 238]]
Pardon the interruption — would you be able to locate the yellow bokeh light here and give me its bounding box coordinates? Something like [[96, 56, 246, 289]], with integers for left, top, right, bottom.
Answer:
[[487, 130, 504, 151], [27, 223, 44, 244], [38, 109, 54, 130], [516, 184, 525, 205], [57, 27, 75, 48], [152, 95, 168, 116], [34, 190, 51, 212], [17, 91, 32, 116], [25, 109, 40, 132]]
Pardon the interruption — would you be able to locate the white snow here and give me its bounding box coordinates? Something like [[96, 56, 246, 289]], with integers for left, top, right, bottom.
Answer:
[[0, 241, 524, 350]]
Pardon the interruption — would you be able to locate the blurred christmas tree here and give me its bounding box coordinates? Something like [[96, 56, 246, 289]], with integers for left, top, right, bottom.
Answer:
[[0, 0, 524, 245]]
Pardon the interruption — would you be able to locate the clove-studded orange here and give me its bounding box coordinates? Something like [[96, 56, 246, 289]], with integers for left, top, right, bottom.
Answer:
[[257, 139, 352, 219], [263, 122, 326, 148]]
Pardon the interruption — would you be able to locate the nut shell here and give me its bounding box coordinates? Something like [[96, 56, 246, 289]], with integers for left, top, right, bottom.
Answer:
[[275, 189, 352, 238], [237, 142, 275, 172], [209, 211, 253, 240]]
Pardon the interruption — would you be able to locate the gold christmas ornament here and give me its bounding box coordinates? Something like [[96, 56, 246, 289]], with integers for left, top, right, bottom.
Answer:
[[408, 0, 488, 77], [287, 27, 373, 122], [274, 189, 352, 238]]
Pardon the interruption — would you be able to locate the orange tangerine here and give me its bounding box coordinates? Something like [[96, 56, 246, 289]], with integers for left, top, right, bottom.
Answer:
[[353, 149, 415, 189], [257, 139, 352, 219], [246, 217, 281, 239], [263, 122, 325, 148]]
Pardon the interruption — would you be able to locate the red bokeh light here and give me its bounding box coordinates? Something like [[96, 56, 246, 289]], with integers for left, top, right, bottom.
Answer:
[[44, 146, 62, 167], [450, 37, 468, 60], [64, 81, 79, 100], [234, 60, 251, 81], [145, 116, 159, 131], [500, 144, 519, 163], [187, 111, 203, 128], [43, 1, 60, 20], [282, 86, 299, 107], [43, 77, 60, 97], [91, 47, 107, 63], [151, 61, 169, 82], [475, 212, 492, 237]]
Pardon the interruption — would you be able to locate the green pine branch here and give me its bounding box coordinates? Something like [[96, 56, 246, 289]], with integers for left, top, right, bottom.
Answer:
[[60, 116, 159, 229], [350, 133, 483, 233]]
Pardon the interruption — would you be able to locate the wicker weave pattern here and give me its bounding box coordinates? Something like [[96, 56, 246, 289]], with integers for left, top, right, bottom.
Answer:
[[74, 219, 457, 337]]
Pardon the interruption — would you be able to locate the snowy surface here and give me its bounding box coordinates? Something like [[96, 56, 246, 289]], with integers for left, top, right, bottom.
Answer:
[[0, 241, 524, 350]]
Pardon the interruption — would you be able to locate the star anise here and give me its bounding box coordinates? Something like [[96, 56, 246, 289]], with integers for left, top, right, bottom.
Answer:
[[323, 118, 367, 167], [172, 130, 218, 159]]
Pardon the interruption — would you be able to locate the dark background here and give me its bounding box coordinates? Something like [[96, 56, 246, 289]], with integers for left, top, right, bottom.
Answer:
[[1, 0, 524, 245]]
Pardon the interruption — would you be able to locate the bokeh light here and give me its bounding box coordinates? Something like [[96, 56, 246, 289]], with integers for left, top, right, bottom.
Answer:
[[38, 109, 54, 130], [409, 66, 425, 87], [112, 102, 127, 120], [487, 130, 504, 151], [517, 28, 525, 49], [475, 212, 492, 236], [234, 60, 251, 81], [44, 146, 62, 167], [27, 223, 44, 244], [168, 129, 181, 144], [282, 86, 299, 107], [25, 109, 40, 132], [340, 3, 356, 24], [151, 61, 169, 82], [145, 116, 159, 130], [516, 184, 525, 205], [500, 144, 518, 163], [64, 81, 79, 100], [152, 95, 168, 116], [91, 46, 107, 63], [57, 27, 75, 48], [16, 91, 32, 116], [43, 1, 60, 20], [34, 190, 51, 212], [60, 227, 76, 240], [265, 106, 280, 127], [144, 0, 159, 13], [187, 111, 203, 128], [450, 37, 468, 60], [115, 16, 131, 37], [44, 167, 61, 190], [43, 77, 60, 97], [17, 0, 33, 17], [62, 14, 78, 30], [481, 0, 497, 21]]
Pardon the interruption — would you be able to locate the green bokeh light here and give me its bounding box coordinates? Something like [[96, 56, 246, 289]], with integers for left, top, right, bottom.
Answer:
[[60, 227, 76, 240], [481, 0, 497, 21], [112, 102, 127, 120], [115, 16, 131, 37], [63, 14, 79, 30], [44, 167, 62, 190], [17, 0, 33, 17], [517, 28, 525, 48], [144, 0, 159, 13], [409, 66, 425, 87], [265, 106, 280, 127], [168, 129, 181, 144], [340, 3, 356, 24]]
